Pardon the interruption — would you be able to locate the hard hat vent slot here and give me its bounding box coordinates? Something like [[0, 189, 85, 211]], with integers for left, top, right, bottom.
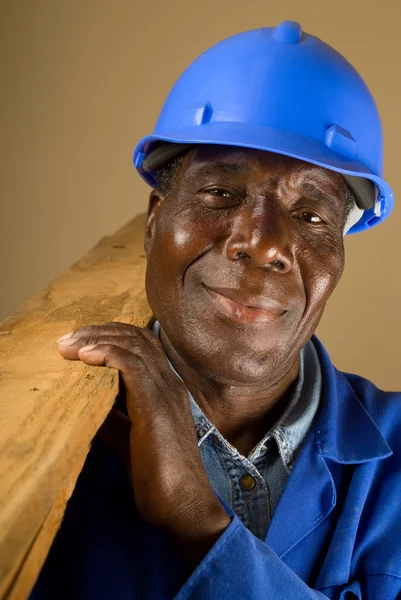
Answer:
[[325, 125, 357, 160], [366, 216, 381, 228], [195, 102, 213, 126], [134, 151, 144, 169]]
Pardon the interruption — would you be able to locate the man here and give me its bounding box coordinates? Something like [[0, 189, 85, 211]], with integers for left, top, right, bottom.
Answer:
[[31, 20, 400, 599]]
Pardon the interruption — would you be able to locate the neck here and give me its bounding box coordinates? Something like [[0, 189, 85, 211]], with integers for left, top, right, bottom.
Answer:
[[159, 327, 300, 456]]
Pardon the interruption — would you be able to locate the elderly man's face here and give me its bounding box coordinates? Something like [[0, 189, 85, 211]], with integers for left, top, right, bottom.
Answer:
[[144, 146, 347, 384]]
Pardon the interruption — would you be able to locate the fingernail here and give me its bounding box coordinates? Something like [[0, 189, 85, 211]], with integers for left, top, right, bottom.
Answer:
[[79, 344, 97, 353], [57, 332, 74, 342], [57, 337, 77, 347]]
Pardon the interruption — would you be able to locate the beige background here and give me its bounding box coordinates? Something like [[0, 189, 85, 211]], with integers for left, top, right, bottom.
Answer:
[[1, 0, 400, 389]]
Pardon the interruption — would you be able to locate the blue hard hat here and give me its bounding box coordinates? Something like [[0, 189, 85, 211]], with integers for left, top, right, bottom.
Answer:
[[133, 21, 394, 234]]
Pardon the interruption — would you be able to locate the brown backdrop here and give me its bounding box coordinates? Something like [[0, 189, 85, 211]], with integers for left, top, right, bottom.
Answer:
[[1, 0, 400, 389]]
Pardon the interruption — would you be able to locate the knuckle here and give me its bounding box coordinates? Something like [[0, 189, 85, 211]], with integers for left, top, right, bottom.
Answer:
[[76, 325, 101, 337]]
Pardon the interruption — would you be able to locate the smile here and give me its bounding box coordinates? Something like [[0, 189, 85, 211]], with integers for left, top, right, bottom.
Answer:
[[205, 287, 287, 325]]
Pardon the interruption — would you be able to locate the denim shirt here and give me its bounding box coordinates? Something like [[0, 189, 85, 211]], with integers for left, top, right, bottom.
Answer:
[[152, 320, 322, 541]]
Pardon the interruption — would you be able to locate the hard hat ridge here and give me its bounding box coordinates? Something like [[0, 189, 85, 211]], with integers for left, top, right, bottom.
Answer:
[[272, 20, 303, 44]]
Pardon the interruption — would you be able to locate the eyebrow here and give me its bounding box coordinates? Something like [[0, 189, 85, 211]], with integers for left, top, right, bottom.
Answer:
[[188, 161, 247, 179], [298, 181, 342, 206], [188, 160, 343, 206]]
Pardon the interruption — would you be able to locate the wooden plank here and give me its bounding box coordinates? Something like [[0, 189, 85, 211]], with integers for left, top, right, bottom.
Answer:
[[0, 212, 154, 599], [4, 449, 89, 600]]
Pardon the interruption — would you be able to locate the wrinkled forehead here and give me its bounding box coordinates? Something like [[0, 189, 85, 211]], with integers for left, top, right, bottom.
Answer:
[[182, 145, 346, 198]]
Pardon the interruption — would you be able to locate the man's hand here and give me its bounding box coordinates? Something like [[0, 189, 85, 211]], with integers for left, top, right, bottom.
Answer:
[[56, 322, 231, 567]]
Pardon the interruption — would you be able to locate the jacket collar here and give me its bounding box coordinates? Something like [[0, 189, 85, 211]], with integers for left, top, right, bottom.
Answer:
[[265, 335, 391, 559], [311, 335, 391, 464]]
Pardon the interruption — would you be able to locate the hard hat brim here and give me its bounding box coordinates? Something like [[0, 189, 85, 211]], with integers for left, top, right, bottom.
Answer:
[[134, 121, 394, 234]]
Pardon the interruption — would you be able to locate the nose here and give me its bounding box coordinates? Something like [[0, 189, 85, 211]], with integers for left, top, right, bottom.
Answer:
[[225, 200, 294, 272]]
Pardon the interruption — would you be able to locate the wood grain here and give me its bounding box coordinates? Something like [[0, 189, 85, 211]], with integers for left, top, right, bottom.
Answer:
[[0, 212, 154, 599]]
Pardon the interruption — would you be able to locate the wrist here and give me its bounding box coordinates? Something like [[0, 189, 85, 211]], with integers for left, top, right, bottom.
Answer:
[[168, 492, 231, 568], [169, 500, 231, 542], [167, 496, 232, 571]]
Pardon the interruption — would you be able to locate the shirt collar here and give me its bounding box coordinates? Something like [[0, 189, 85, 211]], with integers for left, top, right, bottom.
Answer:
[[151, 319, 321, 469]]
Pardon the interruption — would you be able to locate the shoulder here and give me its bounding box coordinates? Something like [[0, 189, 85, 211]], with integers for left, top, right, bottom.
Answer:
[[312, 334, 401, 424], [339, 369, 401, 429], [335, 368, 401, 465], [312, 335, 401, 452]]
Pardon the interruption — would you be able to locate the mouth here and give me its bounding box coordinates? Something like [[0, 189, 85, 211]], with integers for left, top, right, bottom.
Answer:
[[204, 286, 287, 325]]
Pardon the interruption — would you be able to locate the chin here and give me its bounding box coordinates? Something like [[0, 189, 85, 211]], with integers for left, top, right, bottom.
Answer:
[[186, 339, 293, 385]]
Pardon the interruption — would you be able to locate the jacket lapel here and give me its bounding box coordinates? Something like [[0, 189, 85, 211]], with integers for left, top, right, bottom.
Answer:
[[265, 425, 335, 557], [265, 335, 391, 558]]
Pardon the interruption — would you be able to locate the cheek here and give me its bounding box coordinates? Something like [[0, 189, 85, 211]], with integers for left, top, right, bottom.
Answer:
[[146, 204, 210, 299], [301, 238, 345, 313], [159, 200, 219, 262], [172, 228, 192, 248]]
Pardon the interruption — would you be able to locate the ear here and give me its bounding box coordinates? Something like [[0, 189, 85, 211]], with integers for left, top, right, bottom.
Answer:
[[144, 189, 164, 256]]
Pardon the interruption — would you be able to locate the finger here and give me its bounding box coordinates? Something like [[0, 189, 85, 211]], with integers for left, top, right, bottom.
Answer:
[[97, 323, 160, 347], [57, 322, 142, 343], [76, 344, 164, 414], [76, 344, 144, 378], [102, 321, 140, 329], [99, 323, 162, 348], [57, 334, 147, 360]]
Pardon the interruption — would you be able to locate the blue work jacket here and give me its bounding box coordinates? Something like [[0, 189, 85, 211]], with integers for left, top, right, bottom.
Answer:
[[30, 336, 401, 599]]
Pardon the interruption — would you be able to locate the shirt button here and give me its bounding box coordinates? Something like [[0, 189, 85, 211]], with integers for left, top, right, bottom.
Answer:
[[239, 474, 256, 490]]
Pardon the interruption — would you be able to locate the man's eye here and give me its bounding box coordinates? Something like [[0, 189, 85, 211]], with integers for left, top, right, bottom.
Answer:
[[200, 188, 240, 210], [297, 212, 323, 224], [206, 188, 234, 198]]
